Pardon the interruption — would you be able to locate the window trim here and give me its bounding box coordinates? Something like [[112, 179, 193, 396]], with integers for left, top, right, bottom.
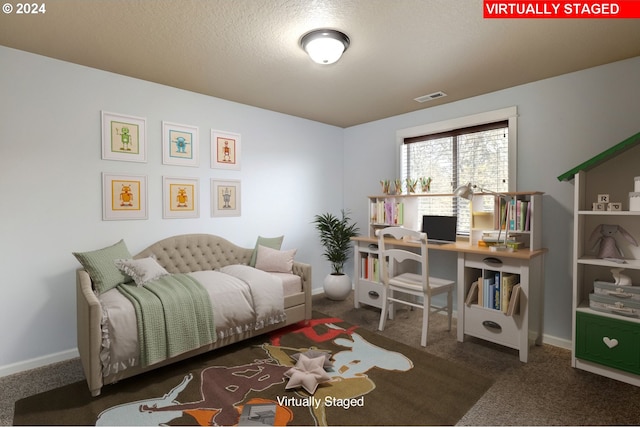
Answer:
[[395, 106, 518, 192]]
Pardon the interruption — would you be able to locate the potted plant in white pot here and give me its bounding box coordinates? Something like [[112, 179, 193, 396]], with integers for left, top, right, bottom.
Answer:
[[312, 210, 360, 300]]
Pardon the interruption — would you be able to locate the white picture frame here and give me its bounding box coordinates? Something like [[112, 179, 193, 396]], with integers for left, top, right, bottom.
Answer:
[[101, 111, 147, 163], [163, 176, 200, 219], [102, 173, 148, 220], [211, 179, 241, 217], [162, 121, 199, 167], [211, 129, 241, 170]]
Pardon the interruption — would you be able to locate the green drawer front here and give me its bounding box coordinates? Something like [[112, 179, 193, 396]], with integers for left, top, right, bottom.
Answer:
[[576, 311, 640, 375]]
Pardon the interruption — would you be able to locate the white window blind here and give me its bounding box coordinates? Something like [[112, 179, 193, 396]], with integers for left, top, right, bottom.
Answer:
[[401, 121, 509, 234]]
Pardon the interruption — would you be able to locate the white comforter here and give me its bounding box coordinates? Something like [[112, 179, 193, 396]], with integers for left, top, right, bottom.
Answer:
[[98, 265, 285, 377]]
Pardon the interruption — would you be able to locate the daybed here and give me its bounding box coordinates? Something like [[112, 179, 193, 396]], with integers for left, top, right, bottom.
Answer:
[[75, 234, 312, 396]]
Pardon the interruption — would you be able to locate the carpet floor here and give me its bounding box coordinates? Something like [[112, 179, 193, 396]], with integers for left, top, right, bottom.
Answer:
[[12, 313, 492, 426], [3, 292, 640, 425]]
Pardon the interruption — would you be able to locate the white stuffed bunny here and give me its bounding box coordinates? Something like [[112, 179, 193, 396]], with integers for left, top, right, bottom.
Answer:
[[590, 224, 638, 260], [611, 268, 632, 286]]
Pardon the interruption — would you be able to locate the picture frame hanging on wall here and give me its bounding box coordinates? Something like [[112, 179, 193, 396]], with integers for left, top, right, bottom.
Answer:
[[211, 129, 241, 170], [162, 121, 199, 167], [101, 111, 147, 162], [102, 173, 148, 220], [162, 176, 200, 219], [211, 179, 241, 217]]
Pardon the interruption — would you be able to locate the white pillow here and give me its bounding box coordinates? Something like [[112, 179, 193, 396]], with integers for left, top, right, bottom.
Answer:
[[114, 257, 169, 286], [254, 245, 297, 273]]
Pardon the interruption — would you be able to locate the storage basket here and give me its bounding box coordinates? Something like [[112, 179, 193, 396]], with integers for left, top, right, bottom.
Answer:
[[589, 293, 640, 318], [594, 280, 640, 301]]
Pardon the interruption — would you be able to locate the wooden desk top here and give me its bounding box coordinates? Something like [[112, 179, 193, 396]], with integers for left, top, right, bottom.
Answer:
[[351, 236, 547, 260]]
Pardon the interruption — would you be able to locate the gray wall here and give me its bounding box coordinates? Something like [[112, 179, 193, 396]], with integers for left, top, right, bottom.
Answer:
[[343, 55, 640, 345]]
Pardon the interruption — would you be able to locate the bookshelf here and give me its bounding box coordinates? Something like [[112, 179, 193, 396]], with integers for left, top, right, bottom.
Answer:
[[367, 192, 453, 237], [367, 191, 543, 250], [353, 191, 547, 362], [559, 133, 640, 386]]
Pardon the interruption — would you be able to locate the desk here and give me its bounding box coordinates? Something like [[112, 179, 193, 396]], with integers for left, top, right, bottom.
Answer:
[[351, 236, 547, 362]]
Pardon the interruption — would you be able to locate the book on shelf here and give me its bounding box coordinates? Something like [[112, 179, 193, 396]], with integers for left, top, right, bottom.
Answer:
[[481, 231, 529, 248], [506, 283, 521, 316], [465, 280, 479, 306], [501, 273, 519, 314], [483, 274, 495, 309]]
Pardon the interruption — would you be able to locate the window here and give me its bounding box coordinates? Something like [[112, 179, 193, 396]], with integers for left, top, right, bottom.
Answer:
[[397, 107, 517, 235]]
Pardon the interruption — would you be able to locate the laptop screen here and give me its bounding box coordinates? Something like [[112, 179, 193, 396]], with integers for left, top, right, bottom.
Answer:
[[421, 215, 457, 244]]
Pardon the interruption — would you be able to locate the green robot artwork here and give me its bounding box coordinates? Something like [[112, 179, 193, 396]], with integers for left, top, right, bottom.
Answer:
[[117, 126, 132, 151]]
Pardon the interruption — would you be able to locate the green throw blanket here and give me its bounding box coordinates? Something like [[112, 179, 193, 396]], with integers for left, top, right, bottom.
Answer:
[[117, 274, 216, 367]]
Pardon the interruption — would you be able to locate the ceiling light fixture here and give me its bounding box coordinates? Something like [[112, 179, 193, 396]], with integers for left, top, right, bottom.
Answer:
[[300, 29, 350, 65]]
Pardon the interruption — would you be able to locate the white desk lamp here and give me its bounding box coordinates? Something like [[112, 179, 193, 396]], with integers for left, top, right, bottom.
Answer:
[[454, 182, 510, 248]]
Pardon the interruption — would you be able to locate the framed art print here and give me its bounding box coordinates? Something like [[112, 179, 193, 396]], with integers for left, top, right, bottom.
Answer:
[[101, 111, 147, 162], [211, 129, 241, 170], [163, 176, 200, 219], [162, 121, 199, 167], [102, 173, 148, 220], [211, 179, 241, 217]]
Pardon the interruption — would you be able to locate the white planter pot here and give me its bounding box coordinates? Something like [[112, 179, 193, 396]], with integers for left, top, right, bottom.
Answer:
[[323, 273, 352, 301]]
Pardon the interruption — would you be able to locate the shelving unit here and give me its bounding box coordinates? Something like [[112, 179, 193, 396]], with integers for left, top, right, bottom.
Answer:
[[367, 193, 454, 237], [367, 191, 543, 250], [559, 131, 640, 386], [353, 190, 547, 362]]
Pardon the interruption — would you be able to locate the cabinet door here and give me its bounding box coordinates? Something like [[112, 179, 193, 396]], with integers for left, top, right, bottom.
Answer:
[[576, 311, 640, 375]]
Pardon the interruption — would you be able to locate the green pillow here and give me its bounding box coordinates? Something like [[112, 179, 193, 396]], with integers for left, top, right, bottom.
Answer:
[[249, 236, 284, 267], [73, 239, 132, 294]]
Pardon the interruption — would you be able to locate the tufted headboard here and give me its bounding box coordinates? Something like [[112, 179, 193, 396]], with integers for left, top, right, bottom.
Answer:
[[134, 234, 253, 274]]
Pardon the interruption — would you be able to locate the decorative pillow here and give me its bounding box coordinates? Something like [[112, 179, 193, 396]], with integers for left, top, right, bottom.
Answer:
[[254, 245, 296, 273], [249, 235, 284, 267], [73, 239, 132, 295], [284, 354, 331, 394], [291, 349, 333, 369], [114, 256, 170, 286]]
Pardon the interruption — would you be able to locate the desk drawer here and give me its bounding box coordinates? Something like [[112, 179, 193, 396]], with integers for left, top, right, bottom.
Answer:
[[464, 253, 524, 274], [357, 280, 383, 308], [576, 311, 640, 375], [464, 305, 519, 348]]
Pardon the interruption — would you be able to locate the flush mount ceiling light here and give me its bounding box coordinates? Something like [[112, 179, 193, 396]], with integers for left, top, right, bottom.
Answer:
[[300, 29, 350, 65]]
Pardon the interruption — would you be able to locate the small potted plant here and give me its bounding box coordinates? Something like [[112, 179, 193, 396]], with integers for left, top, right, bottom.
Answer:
[[312, 210, 360, 300]]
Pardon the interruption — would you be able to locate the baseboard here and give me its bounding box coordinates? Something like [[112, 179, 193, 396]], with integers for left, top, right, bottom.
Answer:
[[541, 333, 572, 350], [0, 348, 79, 378]]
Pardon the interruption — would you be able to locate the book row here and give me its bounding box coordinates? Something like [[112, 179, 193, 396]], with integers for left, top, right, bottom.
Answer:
[[465, 271, 521, 316], [501, 199, 532, 232], [370, 201, 404, 226]]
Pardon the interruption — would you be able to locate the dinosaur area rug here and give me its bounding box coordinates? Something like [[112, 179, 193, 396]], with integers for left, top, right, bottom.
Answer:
[[14, 313, 493, 426]]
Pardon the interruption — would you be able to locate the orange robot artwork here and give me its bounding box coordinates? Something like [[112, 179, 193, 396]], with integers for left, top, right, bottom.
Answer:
[[176, 187, 189, 208], [120, 184, 134, 207]]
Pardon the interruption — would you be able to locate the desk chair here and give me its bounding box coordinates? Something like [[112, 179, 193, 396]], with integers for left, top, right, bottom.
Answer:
[[376, 227, 454, 346]]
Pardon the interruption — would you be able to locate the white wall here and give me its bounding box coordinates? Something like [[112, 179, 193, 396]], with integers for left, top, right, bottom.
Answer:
[[343, 55, 640, 344], [0, 46, 344, 372]]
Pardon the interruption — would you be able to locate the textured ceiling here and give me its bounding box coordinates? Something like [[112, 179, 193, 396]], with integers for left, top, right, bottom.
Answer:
[[1, 0, 639, 127]]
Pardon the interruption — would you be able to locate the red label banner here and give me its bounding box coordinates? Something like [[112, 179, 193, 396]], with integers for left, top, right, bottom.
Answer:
[[484, 1, 640, 18]]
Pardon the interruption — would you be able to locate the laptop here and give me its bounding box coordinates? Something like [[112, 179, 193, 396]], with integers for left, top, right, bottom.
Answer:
[[421, 215, 458, 244]]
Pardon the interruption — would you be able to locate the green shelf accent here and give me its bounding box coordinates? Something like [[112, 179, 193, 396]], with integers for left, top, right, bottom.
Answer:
[[557, 131, 640, 182]]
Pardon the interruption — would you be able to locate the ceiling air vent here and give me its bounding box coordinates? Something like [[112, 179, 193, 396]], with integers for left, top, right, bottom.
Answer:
[[414, 91, 447, 103]]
